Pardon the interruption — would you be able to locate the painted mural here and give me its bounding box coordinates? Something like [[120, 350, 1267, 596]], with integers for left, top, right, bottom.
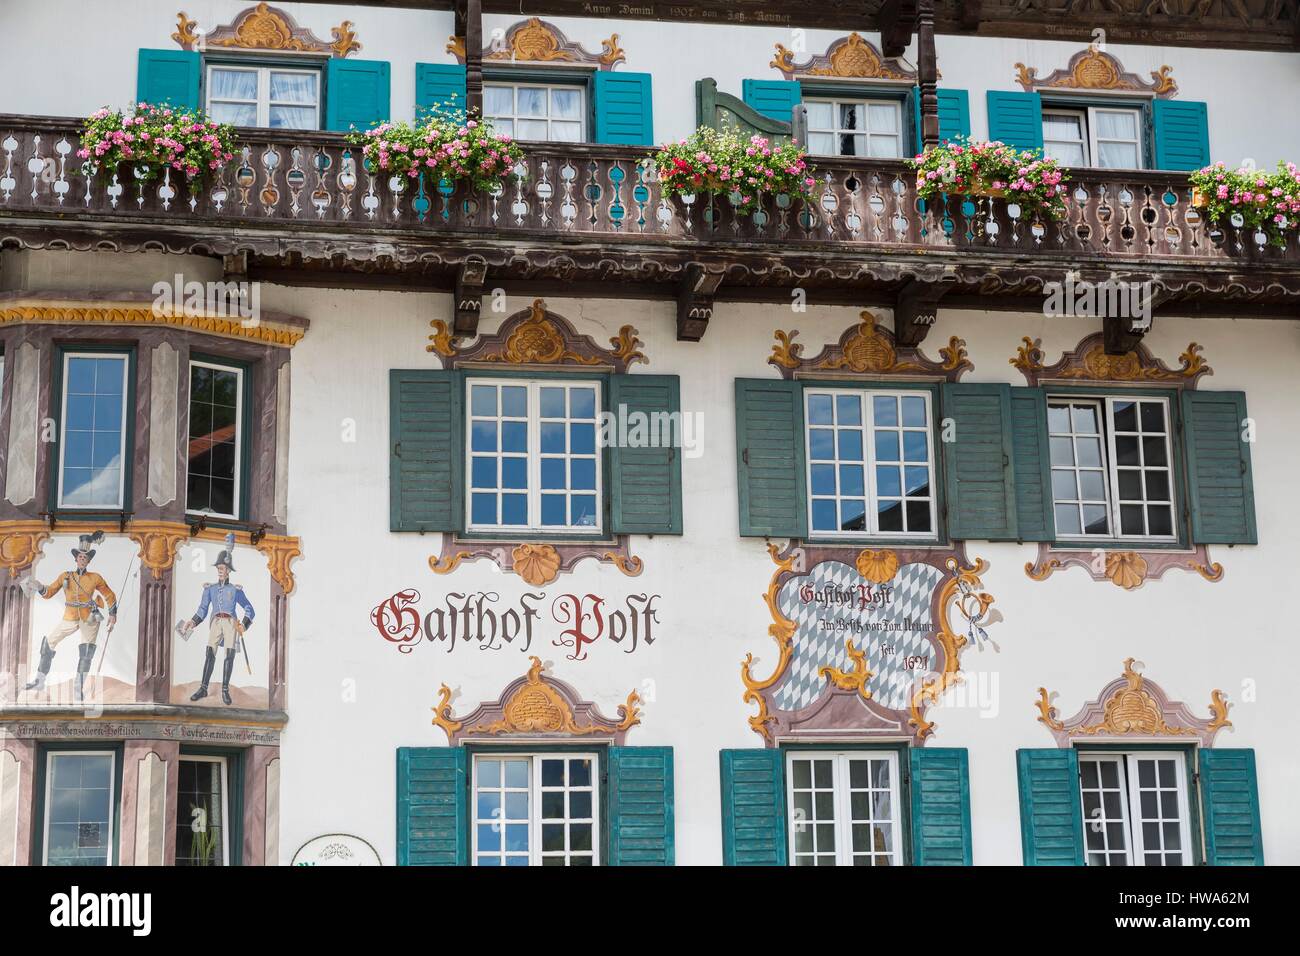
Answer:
[[742, 543, 1002, 743], [18, 532, 141, 706], [171, 535, 272, 709]]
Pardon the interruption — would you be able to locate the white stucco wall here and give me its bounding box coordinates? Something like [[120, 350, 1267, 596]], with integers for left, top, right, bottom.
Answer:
[[4, 0, 1300, 164]]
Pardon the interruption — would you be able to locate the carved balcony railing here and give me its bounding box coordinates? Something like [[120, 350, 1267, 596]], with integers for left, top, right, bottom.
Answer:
[[2, 116, 1298, 267]]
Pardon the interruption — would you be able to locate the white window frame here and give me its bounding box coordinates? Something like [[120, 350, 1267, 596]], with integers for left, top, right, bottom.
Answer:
[[804, 96, 905, 158], [803, 387, 937, 541], [483, 80, 587, 142], [177, 754, 230, 866], [42, 750, 117, 866], [57, 351, 130, 511], [1048, 394, 1176, 544], [185, 359, 245, 521], [1042, 105, 1145, 170], [785, 750, 903, 866], [205, 63, 322, 130], [465, 378, 603, 535], [471, 752, 600, 866], [1078, 751, 1193, 867]]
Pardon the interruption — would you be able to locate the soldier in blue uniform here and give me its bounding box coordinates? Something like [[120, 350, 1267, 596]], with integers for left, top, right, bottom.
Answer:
[[177, 534, 254, 706]]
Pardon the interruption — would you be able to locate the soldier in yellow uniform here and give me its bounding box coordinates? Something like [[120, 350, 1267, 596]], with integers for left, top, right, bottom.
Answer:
[[22, 532, 117, 702]]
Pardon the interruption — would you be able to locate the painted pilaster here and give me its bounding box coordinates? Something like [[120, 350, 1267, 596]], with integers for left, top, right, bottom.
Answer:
[[137, 565, 174, 704], [268, 579, 288, 712], [273, 362, 290, 525], [119, 741, 178, 866], [146, 341, 179, 508], [0, 566, 33, 702], [0, 737, 36, 866], [3, 341, 39, 507], [241, 745, 280, 866]]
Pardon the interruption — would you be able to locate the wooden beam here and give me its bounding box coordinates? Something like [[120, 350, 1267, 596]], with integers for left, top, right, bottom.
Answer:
[[454, 257, 488, 335], [958, 0, 982, 31], [915, 0, 939, 148], [455, 0, 484, 116], [676, 263, 723, 342]]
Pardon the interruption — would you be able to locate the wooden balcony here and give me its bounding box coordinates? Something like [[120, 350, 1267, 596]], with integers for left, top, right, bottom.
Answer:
[[3, 115, 1299, 324]]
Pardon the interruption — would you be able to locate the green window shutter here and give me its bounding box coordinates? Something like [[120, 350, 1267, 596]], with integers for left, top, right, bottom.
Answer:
[[326, 58, 391, 132], [720, 749, 787, 865], [1199, 749, 1263, 865], [911, 87, 972, 148], [1152, 100, 1210, 171], [1016, 748, 1084, 865], [609, 374, 683, 535], [396, 747, 467, 865], [608, 746, 675, 865], [593, 72, 654, 145], [909, 747, 973, 865], [415, 63, 467, 121], [742, 79, 802, 122], [941, 382, 1018, 540], [1181, 390, 1257, 545], [1009, 386, 1055, 541], [987, 90, 1044, 152], [735, 378, 807, 538], [389, 369, 463, 533], [137, 49, 200, 110]]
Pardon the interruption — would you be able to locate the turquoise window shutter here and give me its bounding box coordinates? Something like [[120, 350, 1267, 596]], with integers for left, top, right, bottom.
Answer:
[[1009, 387, 1055, 541], [1017, 749, 1084, 865], [609, 374, 683, 535], [742, 79, 802, 122], [326, 58, 391, 132], [396, 747, 467, 865], [987, 91, 1044, 152], [909, 747, 973, 865], [1199, 749, 1263, 865], [415, 63, 467, 121], [735, 378, 807, 538], [940, 382, 1018, 540], [720, 749, 787, 865], [1180, 390, 1257, 544], [389, 369, 463, 533], [1152, 100, 1210, 171], [137, 49, 200, 110], [608, 747, 675, 865], [593, 72, 654, 145], [912, 87, 972, 149]]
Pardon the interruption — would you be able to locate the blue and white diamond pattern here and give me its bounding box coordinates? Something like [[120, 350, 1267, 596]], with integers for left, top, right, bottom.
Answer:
[[772, 560, 946, 712]]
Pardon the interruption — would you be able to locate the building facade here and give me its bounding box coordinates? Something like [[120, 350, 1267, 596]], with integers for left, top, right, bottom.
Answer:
[[0, 0, 1297, 866]]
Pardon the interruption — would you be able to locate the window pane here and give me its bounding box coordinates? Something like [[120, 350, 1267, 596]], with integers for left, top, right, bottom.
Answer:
[[517, 88, 547, 117], [62, 356, 127, 509], [45, 754, 114, 866], [187, 364, 241, 517], [1045, 141, 1087, 167], [269, 72, 317, 104], [806, 102, 834, 129], [867, 103, 898, 134], [485, 86, 514, 116], [1098, 141, 1139, 169], [808, 132, 835, 155], [175, 759, 227, 866], [551, 88, 582, 120], [1095, 110, 1138, 140], [270, 106, 316, 130], [867, 135, 899, 158], [1043, 114, 1084, 140], [519, 119, 549, 140], [210, 69, 257, 100], [551, 121, 582, 143]]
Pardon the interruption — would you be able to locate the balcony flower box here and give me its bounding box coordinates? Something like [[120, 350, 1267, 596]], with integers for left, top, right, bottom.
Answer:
[[652, 126, 818, 215], [1188, 161, 1300, 248], [909, 138, 1069, 220], [348, 102, 524, 195], [78, 103, 236, 194]]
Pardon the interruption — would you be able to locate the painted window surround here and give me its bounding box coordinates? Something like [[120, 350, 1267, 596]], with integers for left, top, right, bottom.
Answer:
[[0, 307, 290, 536]]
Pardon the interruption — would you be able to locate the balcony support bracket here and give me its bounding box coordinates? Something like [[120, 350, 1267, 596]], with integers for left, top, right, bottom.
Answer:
[[894, 275, 954, 348], [454, 257, 488, 336], [677, 263, 723, 342], [1102, 281, 1169, 354]]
